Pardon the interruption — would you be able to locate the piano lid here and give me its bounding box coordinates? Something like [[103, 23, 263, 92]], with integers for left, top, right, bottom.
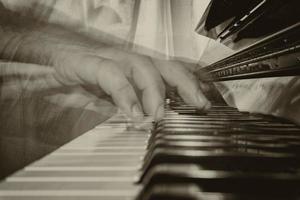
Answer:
[[196, 0, 300, 50]]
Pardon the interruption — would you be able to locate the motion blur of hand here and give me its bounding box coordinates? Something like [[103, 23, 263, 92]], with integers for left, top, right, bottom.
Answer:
[[51, 47, 211, 121], [1, 25, 210, 122]]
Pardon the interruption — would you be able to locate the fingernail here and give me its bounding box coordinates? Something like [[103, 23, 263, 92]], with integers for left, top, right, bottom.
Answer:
[[154, 104, 164, 121], [131, 103, 143, 119], [196, 91, 211, 110]]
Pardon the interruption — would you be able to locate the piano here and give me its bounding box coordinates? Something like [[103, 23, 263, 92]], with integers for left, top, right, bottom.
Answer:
[[0, 0, 299, 199]]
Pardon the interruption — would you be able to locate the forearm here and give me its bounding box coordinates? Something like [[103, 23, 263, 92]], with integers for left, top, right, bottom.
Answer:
[[0, 4, 117, 65], [1, 23, 97, 64]]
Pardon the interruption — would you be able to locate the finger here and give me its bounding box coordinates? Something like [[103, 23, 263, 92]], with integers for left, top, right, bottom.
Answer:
[[95, 49, 166, 121], [128, 55, 166, 121], [95, 59, 143, 120], [153, 59, 211, 110], [55, 55, 143, 120]]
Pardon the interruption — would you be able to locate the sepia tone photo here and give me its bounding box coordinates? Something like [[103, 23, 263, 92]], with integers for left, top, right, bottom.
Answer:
[[0, 0, 299, 199]]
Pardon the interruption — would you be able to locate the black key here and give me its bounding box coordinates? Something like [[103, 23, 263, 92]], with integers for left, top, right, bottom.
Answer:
[[141, 164, 300, 195], [139, 149, 300, 182], [138, 184, 299, 200]]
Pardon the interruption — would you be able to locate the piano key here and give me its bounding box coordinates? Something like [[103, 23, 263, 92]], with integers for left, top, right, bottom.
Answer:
[[12, 170, 138, 178], [152, 133, 300, 143], [141, 164, 300, 194], [0, 179, 139, 189], [0, 197, 132, 200], [140, 149, 300, 182], [146, 139, 300, 154], [34, 160, 141, 167], [138, 183, 300, 200], [0, 190, 138, 199], [25, 166, 139, 172], [6, 176, 135, 183]]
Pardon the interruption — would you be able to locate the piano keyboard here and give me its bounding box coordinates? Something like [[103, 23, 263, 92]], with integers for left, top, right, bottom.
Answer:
[[1, 94, 300, 200], [138, 96, 300, 200], [0, 113, 150, 200]]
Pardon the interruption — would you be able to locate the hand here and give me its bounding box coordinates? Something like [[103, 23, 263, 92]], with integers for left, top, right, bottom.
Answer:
[[1, 26, 210, 121], [51, 46, 211, 121]]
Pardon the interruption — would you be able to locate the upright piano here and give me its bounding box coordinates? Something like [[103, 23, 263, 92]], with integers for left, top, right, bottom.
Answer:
[[0, 0, 299, 199]]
